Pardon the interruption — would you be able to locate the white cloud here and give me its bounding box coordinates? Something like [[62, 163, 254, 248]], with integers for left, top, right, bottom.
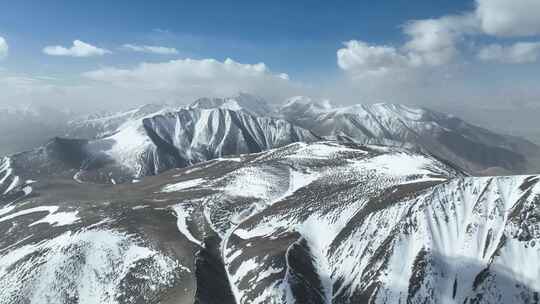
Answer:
[[334, 3, 540, 111], [122, 44, 179, 55], [43, 40, 111, 57], [0, 57, 298, 112], [476, 0, 540, 37], [337, 40, 410, 75], [478, 42, 540, 63], [337, 14, 479, 76], [338, 0, 540, 77], [83, 57, 297, 102], [403, 14, 479, 66], [278, 73, 290, 80], [0, 37, 8, 59]]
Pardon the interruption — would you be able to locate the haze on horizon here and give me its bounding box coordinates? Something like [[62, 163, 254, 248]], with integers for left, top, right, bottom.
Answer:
[[1, 0, 540, 142]]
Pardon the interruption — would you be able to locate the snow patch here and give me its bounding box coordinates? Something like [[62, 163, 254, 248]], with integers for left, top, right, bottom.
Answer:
[[161, 178, 205, 192], [22, 186, 32, 196], [105, 117, 153, 177], [173, 204, 204, 247], [0, 229, 181, 303], [29, 210, 80, 227], [0, 205, 80, 227]]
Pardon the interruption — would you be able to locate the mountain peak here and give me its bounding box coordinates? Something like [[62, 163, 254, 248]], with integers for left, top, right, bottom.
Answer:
[[281, 96, 333, 115], [189, 93, 274, 116]]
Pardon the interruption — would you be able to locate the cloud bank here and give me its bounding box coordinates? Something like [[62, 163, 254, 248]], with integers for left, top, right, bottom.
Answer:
[[0, 57, 299, 113], [82, 57, 294, 100], [334, 0, 540, 113], [478, 42, 540, 63], [476, 0, 540, 37], [337, 14, 479, 77], [338, 0, 540, 77], [43, 40, 111, 57]]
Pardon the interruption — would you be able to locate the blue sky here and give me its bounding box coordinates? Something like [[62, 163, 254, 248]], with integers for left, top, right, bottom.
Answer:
[[0, 0, 540, 113], [0, 0, 474, 76]]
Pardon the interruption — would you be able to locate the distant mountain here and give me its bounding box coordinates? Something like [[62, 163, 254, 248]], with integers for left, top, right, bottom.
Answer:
[[0, 105, 70, 156], [1, 141, 538, 303], [4, 94, 538, 176], [279, 96, 540, 175], [4, 106, 318, 184], [189, 92, 275, 117], [65, 103, 168, 140]]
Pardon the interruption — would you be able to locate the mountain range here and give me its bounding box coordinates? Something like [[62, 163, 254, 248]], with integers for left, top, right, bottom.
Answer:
[[0, 93, 539, 303]]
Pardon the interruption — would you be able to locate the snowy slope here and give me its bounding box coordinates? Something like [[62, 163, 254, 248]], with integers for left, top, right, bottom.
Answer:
[[65, 103, 169, 140], [3, 107, 318, 184], [329, 175, 540, 303], [0, 157, 20, 195], [1, 141, 538, 303], [91, 107, 317, 180], [181, 142, 538, 303], [279, 97, 540, 175]]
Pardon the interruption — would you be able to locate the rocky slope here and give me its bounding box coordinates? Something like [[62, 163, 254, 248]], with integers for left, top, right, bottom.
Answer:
[[1, 141, 538, 303], [279, 96, 540, 175]]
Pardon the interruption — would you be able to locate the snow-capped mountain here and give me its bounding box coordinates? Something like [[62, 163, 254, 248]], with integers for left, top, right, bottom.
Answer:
[[5, 107, 318, 184], [279, 96, 540, 175], [65, 103, 168, 140], [3, 94, 539, 178], [189, 93, 275, 117], [1, 93, 540, 304], [1, 141, 538, 303]]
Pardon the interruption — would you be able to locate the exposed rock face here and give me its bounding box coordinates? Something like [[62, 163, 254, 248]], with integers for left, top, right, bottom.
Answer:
[[1, 141, 538, 303]]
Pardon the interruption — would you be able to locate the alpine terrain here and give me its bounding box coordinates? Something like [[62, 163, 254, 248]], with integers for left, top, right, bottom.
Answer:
[[0, 95, 539, 304], [279, 96, 540, 176]]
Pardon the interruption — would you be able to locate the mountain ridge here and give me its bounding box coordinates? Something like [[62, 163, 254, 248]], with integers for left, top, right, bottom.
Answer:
[[1, 141, 538, 303], [3, 106, 319, 185], [279, 96, 540, 175]]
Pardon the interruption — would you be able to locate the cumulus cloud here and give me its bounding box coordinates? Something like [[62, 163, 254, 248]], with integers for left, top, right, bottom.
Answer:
[[0, 36, 8, 59], [476, 0, 540, 37], [403, 14, 479, 66], [0, 57, 298, 111], [478, 42, 540, 63], [43, 40, 111, 57], [337, 14, 480, 76], [334, 0, 540, 118], [338, 0, 540, 77], [82, 57, 296, 103], [122, 44, 179, 55], [337, 41, 410, 75]]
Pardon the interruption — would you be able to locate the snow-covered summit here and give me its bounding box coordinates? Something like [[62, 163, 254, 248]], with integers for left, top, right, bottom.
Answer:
[[280, 96, 333, 114], [190, 92, 275, 117], [66, 103, 172, 139]]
